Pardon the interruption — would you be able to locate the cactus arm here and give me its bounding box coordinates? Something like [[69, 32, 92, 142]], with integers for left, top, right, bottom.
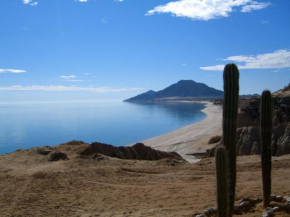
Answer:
[[215, 146, 228, 217]]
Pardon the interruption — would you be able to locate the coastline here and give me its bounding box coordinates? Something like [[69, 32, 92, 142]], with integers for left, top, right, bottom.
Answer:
[[141, 101, 222, 163]]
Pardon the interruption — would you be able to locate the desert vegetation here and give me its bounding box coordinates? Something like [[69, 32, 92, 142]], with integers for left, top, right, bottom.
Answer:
[[196, 64, 290, 217]]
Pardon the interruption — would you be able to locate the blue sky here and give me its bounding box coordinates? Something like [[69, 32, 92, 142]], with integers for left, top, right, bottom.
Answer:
[[0, 0, 290, 102]]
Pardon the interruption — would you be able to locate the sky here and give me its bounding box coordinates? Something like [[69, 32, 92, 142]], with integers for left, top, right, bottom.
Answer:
[[0, 0, 290, 102]]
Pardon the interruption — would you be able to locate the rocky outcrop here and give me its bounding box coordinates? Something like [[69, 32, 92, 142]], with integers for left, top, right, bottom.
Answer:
[[236, 127, 261, 155], [276, 123, 290, 156], [81, 142, 184, 161], [205, 85, 290, 157]]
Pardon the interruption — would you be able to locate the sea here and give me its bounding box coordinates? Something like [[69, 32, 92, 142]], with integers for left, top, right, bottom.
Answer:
[[0, 101, 206, 154]]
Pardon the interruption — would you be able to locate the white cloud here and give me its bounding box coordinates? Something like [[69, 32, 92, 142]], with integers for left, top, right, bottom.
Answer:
[[23, 0, 32, 4], [0, 69, 26, 74], [115, 0, 124, 2], [77, 0, 88, 2], [23, 0, 38, 6], [146, 0, 270, 21], [65, 80, 83, 82], [102, 18, 107, 24], [30, 2, 38, 6], [0, 85, 143, 92], [60, 75, 76, 79], [200, 65, 225, 71], [200, 50, 290, 71], [241, 1, 270, 12]]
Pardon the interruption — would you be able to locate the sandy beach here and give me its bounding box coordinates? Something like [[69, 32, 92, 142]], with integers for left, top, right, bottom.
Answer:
[[142, 102, 222, 162]]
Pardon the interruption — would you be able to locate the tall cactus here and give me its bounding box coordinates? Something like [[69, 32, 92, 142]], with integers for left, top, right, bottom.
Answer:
[[223, 63, 239, 216], [260, 90, 272, 208], [215, 146, 228, 217]]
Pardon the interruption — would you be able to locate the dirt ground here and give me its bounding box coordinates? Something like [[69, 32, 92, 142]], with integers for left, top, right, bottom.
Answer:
[[0, 142, 289, 217]]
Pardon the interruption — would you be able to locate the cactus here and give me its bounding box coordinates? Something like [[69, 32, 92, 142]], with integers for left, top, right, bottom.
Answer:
[[215, 146, 228, 217], [260, 90, 272, 208], [222, 63, 239, 216]]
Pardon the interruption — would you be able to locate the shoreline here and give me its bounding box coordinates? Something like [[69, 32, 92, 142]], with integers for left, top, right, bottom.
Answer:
[[141, 101, 222, 163]]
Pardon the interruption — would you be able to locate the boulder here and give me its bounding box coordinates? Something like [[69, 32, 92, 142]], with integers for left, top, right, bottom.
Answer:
[[49, 151, 69, 161], [208, 135, 222, 144], [81, 142, 184, 161]]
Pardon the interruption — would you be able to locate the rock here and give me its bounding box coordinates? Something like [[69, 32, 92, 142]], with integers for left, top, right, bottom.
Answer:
[[204, 146, 217, 158], [61, 140, 86, 146], [265, 207, 274, 215], [237, 111, 254, 128], [239, 201, 250, 208], [49, 151, 69, 161], [233, 206, 243, 215], [93, 154, 107, 161], [81, 142, 184, 161], [284, 196, 290, 203], [262, 207, 275, 217], [37, 146, 54, 155], [236, 126, 261, 155], [208, 135, 222, 144], [276, 123, 290, 156], [271, 195, 283, 202], [273, 206, 280, 212], [203, 208, 216, 216], [38, 150, 51, 156], [262, 212, 270, 217]]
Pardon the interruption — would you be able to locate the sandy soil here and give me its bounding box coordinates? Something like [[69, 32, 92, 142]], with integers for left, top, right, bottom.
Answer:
[[0, 143, 289, 217], [142, 102, 223, 162]]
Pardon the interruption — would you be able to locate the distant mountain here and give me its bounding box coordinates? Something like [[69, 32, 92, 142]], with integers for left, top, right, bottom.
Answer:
[[124, 80, 223, 102], [240, 94, 260, 98]]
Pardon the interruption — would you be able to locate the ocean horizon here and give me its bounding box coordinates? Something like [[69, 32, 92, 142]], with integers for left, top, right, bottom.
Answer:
[[0, 100, 207, 155]]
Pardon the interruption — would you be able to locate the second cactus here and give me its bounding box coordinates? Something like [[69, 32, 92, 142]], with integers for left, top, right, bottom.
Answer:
[[260, 90, 272, 208]]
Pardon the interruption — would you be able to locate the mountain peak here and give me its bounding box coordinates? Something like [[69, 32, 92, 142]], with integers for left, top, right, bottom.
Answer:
[[177, 80, 196, 84], [124, 80, 223, 102]]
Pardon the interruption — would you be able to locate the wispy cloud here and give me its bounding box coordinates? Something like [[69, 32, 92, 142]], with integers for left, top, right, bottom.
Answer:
[[65, 80, 83, 82], [241, 1, 270, 12], [60, 75, 76, 79], [115, 0, 124, 2], [146, 0, 270, 21], [76, 0, 88, 2], [200, 50, 290, 71], [30, 2, 38, 6], [23, 0, 38, 6], [262, 20, 269, 24], [0, 69, 26, 74], [0, 85, 143, 92]]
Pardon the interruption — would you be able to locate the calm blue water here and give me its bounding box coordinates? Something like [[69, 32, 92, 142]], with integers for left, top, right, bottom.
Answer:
[[0, 101, 206, 154]]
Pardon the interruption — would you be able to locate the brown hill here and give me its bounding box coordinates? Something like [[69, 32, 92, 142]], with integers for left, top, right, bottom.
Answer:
[[0, 141, 290, 216]]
